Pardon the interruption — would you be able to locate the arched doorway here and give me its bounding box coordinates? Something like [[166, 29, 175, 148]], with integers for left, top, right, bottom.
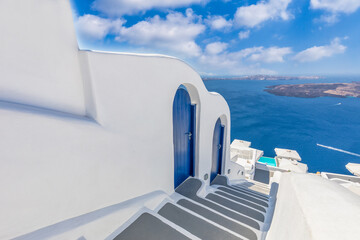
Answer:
[[173, 86, 196, 188], [210, 118, 225, 182]]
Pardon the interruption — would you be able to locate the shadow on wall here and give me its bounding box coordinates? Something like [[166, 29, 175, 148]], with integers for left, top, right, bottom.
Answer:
[[13, 191, 167, 240], [263, 181, 279, 232], [0, 100, 95, 123], [254, 168, 270, 184]]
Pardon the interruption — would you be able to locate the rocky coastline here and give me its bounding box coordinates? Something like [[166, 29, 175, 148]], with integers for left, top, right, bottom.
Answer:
[[265, 82, 360, 98]]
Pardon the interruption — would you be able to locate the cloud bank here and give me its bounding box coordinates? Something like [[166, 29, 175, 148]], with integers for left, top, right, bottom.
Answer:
[[116, 9, 205, 57], [74, 0, 354, 75], [293, 38, 346, 62], [92, 0, 208, 16], [76, 15, 124, 40], [311, 0, 360, 23], [234, 0, 292, 28], [311, 0, 360, 14], [206, 16, 232, 30]]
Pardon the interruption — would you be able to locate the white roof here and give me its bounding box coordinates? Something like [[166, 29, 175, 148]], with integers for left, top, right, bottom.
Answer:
[[255, 149, 264, 160], [231, 139, 251, 149], [346, 163, 360, 176], [275, 148, 301, 161], [277, 158, 308, 173]]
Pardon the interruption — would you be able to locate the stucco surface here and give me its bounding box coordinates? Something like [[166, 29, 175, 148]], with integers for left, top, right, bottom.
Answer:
[[267, 173, 360, 240], [0, 0, 231, 238], [0, 0, 86, 115]]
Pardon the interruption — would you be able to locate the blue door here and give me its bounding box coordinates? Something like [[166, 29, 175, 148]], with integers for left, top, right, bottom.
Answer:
[[210, 118, 225, 182], [173, 86, 195, 188]]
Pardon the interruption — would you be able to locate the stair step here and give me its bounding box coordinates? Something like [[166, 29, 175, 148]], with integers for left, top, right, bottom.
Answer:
[[214, 190, 267, 213], [241, 180, 270, 189], [205, 193, 265, 222], [176, 178, 261, 230], [158, 202, 242, 240], [228, 186, 269, 201], [115, 177, 273, 240], [177, 198, 258, 240], [217, 187, 269, 207], [113, 212, 191, 240], [234, 184, 270, 196], [238, 182, 270, 193], [211, 176, 269, 200]]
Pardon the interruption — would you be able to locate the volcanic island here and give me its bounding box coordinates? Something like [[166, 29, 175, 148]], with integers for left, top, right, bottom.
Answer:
[[265, 82, 360, 98]]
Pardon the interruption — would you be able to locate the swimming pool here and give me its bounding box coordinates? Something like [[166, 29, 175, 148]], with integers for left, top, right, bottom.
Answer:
[[258, 157, 277, 167]]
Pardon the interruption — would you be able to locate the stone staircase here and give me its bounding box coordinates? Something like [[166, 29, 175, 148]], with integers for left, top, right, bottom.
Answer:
[[114, 176, 274, 240]]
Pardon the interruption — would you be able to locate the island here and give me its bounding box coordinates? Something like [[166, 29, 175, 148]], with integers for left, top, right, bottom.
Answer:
[[265, 82, 360, 98], [202, 75, 322, 81]]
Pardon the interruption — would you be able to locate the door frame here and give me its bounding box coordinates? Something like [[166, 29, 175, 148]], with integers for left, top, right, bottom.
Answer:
[[210, 118, 225, 182], [173, 85, 197, 188]]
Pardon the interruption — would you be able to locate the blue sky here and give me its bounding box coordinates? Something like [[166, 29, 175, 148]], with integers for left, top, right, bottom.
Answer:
[[71, 0, 360, 76]]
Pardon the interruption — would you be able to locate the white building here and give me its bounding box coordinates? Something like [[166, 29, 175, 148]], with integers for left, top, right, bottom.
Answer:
[[0, 1, 359, 240]]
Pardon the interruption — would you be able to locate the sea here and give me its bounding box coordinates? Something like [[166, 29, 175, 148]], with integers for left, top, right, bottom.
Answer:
[[203, 76, 360, 174]]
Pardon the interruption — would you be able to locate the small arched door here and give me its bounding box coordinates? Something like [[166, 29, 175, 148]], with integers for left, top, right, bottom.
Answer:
[[211, 118, 225, 182], [173, 86, 196, 188]]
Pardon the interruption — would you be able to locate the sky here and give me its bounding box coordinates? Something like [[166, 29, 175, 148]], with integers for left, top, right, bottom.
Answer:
[[71, 0, 360, 76]]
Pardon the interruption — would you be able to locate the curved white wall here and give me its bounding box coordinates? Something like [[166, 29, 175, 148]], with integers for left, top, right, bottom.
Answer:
[[0, 1, 231, 238], [82, 50, 231, 185]]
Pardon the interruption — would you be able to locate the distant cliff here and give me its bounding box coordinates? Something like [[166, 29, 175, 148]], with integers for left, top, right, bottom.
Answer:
[[202, 75, 322, 81], [265, 82, 360, 98]]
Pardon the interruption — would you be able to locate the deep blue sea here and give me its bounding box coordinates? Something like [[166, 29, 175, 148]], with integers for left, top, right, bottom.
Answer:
[[204, 76, 360, 174]]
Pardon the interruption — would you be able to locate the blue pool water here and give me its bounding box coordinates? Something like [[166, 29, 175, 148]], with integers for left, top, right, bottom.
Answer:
[[258, 157, 277, 167], [204, 76, 360, 174]]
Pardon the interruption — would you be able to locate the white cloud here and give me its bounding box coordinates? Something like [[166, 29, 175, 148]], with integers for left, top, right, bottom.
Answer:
[[293, 38, 346, 62], [246, 46, 292, 63], [311, 0, 360, 23], [219, 46, 291, 63], [116, 9, 205, 57], [198, 45, 291, 75], [234, 0, 292, 28], [229, 47, 263, 59], [205, 42, 228, 55], [238, 30, 250, 39], [198, 54, 277, 75], [75, 14, 125, 40], [92, 0, 208, 16], [206, 16, 232, 30], [317, 14, 339, 23], [75, 9, 293, 75], [311, 0, 360, 14]]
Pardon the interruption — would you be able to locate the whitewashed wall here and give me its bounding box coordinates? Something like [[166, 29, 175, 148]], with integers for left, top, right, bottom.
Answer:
[[0, 0, 231, 238], [0, 0, 86, 115]]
